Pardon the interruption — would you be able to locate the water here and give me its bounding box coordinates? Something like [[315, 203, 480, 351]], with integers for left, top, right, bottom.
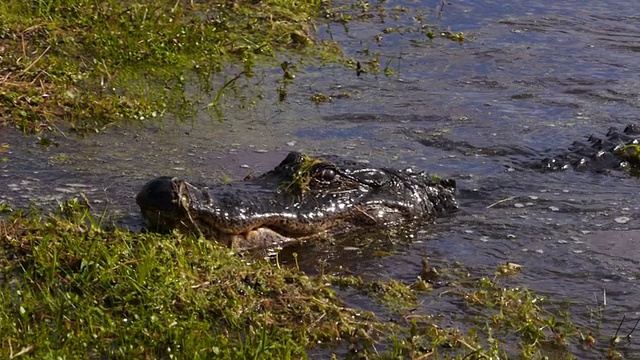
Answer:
[[2, 0, 640, 357]]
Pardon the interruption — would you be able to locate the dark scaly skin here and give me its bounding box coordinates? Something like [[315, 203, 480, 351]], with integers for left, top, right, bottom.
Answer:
[[539, 124, 640, 175], [136, 152, 458, 250]]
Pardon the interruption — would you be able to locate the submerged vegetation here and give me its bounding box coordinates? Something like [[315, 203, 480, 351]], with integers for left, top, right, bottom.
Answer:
[[0, 199, 634, 358]]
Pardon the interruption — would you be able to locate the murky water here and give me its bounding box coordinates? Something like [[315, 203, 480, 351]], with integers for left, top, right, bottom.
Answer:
[[3, 0, 640, 357]]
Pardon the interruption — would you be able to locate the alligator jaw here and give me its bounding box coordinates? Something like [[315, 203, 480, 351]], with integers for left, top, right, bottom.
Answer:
[[136, 177, 310, 248], [139, 207, 303, 250], [219, 228, 304, 251]]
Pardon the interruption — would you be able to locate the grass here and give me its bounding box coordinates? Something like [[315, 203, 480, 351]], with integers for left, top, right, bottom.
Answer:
[[0, 200, 384, 358], [0, 1, 472, 135], [0, 0, 338, 134], [1, 198, 634, 358]]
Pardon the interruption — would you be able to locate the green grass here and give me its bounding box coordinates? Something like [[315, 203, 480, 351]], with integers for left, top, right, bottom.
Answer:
[[0, 1, 471, 135], [1, 198, 629, 359], [0, 0, 339, 133], [0, 200, 384, 358]]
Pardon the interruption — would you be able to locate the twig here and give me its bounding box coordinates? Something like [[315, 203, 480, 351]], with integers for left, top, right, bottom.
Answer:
[[176, 181, 204, 239], [21, 46, 51, 75], [462, 349, 487, 360], [437, 0, 446, 20], [206, 71, 246, 109], [627, 317, 640, 339], [190, 281, 210, 289], [414, 350, 434, 360], [29, 70, 45, 85], [21, 33, 26, 60], [0, 71, 11, 83], [486, 196, 515, 208], [9, 344, 33, 359], [611, 314, 625, 346]]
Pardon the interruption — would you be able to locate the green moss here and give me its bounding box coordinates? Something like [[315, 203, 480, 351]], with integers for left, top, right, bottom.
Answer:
[[617, 144, 640, 166], [0, 1, 470, 134]]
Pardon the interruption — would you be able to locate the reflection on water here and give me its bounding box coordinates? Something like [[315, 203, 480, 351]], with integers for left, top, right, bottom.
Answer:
[[3, 0, 640, 357]]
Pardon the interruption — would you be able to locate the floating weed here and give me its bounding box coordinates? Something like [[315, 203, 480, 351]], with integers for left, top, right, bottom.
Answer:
[[310, 92, 333, 103], [617, 144, 640, 166], [495, 261, 523, 276], [0, 143, 9, 162], [581, 290, 640, 358], [0, 202, 12, 214], [389, 261, 582, 359], [441, 30, 465, 43], [330, 276, 419, 311]]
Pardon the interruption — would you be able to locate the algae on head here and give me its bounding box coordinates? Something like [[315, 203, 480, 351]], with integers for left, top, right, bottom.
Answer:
[[279, 153, 328, 197], [617, 144, 640, 166]]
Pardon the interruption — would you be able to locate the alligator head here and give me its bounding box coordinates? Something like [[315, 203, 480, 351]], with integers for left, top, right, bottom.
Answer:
[[136, 152, 458, 250]]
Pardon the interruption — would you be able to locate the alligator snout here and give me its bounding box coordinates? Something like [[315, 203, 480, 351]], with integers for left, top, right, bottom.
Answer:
[[136, 176, 180, 213]]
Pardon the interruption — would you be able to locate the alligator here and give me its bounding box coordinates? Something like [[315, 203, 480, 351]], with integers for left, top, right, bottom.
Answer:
[[538, 124, 640, 175], [136, 152, 458, 250]]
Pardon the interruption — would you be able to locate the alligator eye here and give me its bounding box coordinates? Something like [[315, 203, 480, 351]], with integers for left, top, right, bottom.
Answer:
[[316, 168, 336, 181]]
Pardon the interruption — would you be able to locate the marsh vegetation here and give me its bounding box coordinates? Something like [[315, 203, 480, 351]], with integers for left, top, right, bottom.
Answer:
[[1, 200, 614, 359]]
